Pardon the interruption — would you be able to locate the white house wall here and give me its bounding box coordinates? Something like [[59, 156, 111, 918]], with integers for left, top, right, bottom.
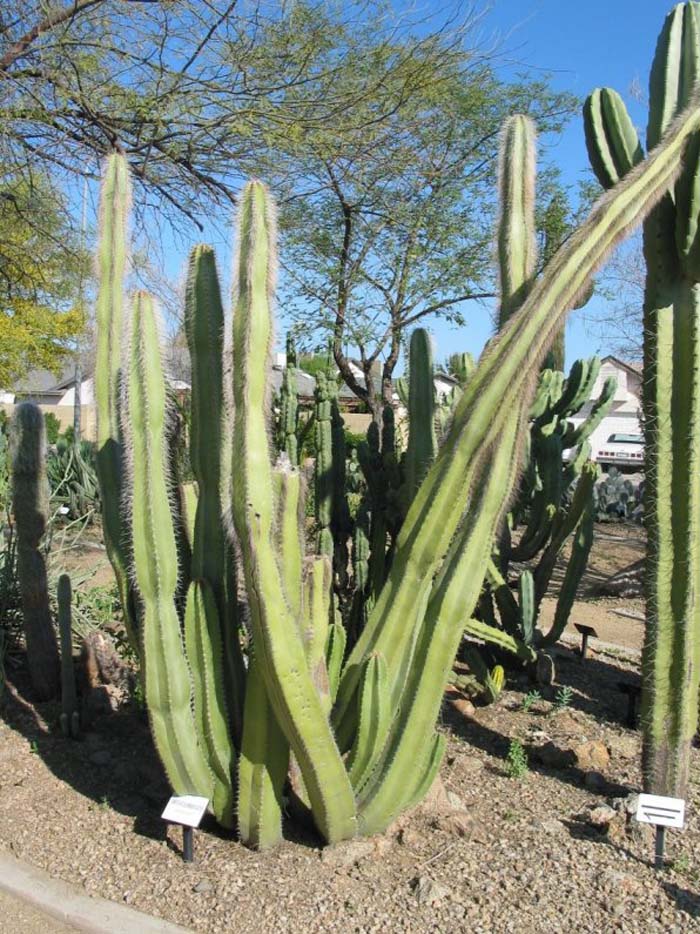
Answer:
[[57, 378, 95, 407], [567, 359, 642, 461]]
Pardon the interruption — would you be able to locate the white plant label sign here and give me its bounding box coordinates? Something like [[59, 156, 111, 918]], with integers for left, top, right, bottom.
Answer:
[[161, 795, 209, 828], [635, 793, 685, 829]]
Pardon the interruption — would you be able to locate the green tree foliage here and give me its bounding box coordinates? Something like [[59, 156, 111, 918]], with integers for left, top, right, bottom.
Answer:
[[262, 19, 577, 415], [0, 174, 85, 386]]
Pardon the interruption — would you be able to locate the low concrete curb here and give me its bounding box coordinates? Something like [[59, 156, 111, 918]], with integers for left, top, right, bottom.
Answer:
[[0, 849, 192, 934]]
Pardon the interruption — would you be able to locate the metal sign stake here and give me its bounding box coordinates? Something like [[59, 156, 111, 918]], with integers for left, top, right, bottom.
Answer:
[[655, 825, 666, 870], [183, 826, 194, 863]]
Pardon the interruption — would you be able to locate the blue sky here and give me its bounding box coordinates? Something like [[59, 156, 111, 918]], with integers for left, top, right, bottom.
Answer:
[[99, 1, 673, 370], [422, 0, 670, 368]]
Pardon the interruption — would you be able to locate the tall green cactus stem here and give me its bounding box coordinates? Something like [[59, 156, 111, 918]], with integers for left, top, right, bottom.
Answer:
[[335, 94, 700, 745], [280, 365, 299, 465], [125, 290, 215, 807], [183, 580, 235, 826], [229, 181, 356, 844], [94, 153, 138, 655], [314, 371, 334, 558], [57, 573, 79, 738], [584, 2, 700, 799], [497, 115, 537, 328], [185, 244, 245, 744], [405, 329, 438, 501], [10, 403, 60, 700], [237, 653, 289, 849]]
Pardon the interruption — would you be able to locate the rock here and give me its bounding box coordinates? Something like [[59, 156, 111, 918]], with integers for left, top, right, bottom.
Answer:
[[450, 698, 476, 719], [585, 804, 616, 828], [446, 791, 467, 812], [397, 827, 421, 848], [607, 734, 638, 760], [193, 880, 213, 894], [79, 632, 131, 691], [537, 818, 563, 834], [597, 869, 642, 897], [320, 839, 375, 868], [535, 652, 555, 686], [412, 876, 450, 905], [535, 741, 575, 770], [418, 776, 452, 815], [82, 685, 121, 723], [584, 770, 607, 792], [574, 740, 610, 771], [88, 749, 112, 767], [432, 811, 475, 838]]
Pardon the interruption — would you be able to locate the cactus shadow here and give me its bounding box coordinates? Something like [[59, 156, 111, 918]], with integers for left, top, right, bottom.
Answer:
[[2, 662, 172, 838], [661, 881, 700, 918], [543, 644, 641, 728]]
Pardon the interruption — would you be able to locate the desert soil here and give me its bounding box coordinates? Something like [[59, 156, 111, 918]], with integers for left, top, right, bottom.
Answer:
[[1, 521, 699, 933]]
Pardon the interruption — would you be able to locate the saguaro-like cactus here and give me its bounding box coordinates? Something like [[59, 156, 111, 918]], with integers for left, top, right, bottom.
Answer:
[[584, 1, 700, 800], [11, 403, 60, 700]]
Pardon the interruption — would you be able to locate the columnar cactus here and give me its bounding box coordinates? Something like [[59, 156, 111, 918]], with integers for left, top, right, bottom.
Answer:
[[95, 84, 700, 847], [58, 573, 79, 739], [404, 329, 438, 501], [584, 0, 700, 800], [94, 154, 138, 656], [11, 403, 60, 700]]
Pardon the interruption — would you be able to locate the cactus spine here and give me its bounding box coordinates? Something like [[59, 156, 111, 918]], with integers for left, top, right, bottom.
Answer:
[[57, 573, 79, 738], [11, 403, 60, 700], [584, 1, 700, 800]]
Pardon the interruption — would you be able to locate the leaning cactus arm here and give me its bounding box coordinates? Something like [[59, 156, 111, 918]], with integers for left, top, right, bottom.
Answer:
[[186, 244, 246, 744], [237, 654, 289, 849], [126, 291, 213, 800], [229, 181, 356, 844], [302, 556, 333, 713], [356, 409, 523, 833], [336, 98, 700, 741], [94, 153, 138, 654], [184, 580, 235, 827]]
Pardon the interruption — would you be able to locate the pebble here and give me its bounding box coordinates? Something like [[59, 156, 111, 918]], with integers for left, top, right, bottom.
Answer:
[[412, 876, 450, 905]]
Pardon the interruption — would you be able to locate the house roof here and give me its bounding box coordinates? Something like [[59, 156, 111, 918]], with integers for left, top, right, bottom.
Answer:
[[601, 355, 642, 376], [13, 363, 77, 396]]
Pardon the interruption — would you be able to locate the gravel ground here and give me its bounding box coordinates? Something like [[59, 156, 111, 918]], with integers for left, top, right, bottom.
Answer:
[[1, 639, 699, 933]]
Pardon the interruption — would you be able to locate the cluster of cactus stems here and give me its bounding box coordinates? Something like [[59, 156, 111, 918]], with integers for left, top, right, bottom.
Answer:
[[584, 1, 700, 801], [94, 76, 700, 846]]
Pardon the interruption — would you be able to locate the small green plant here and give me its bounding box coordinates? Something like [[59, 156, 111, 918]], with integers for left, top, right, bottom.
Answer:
[[29, 740, 38, 754], [505, 739, 528, 779], [553, 685, 573, 713], [99, 795, 110, 811], [44, 412, 61, 445], [522, 689, 542, 712]]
